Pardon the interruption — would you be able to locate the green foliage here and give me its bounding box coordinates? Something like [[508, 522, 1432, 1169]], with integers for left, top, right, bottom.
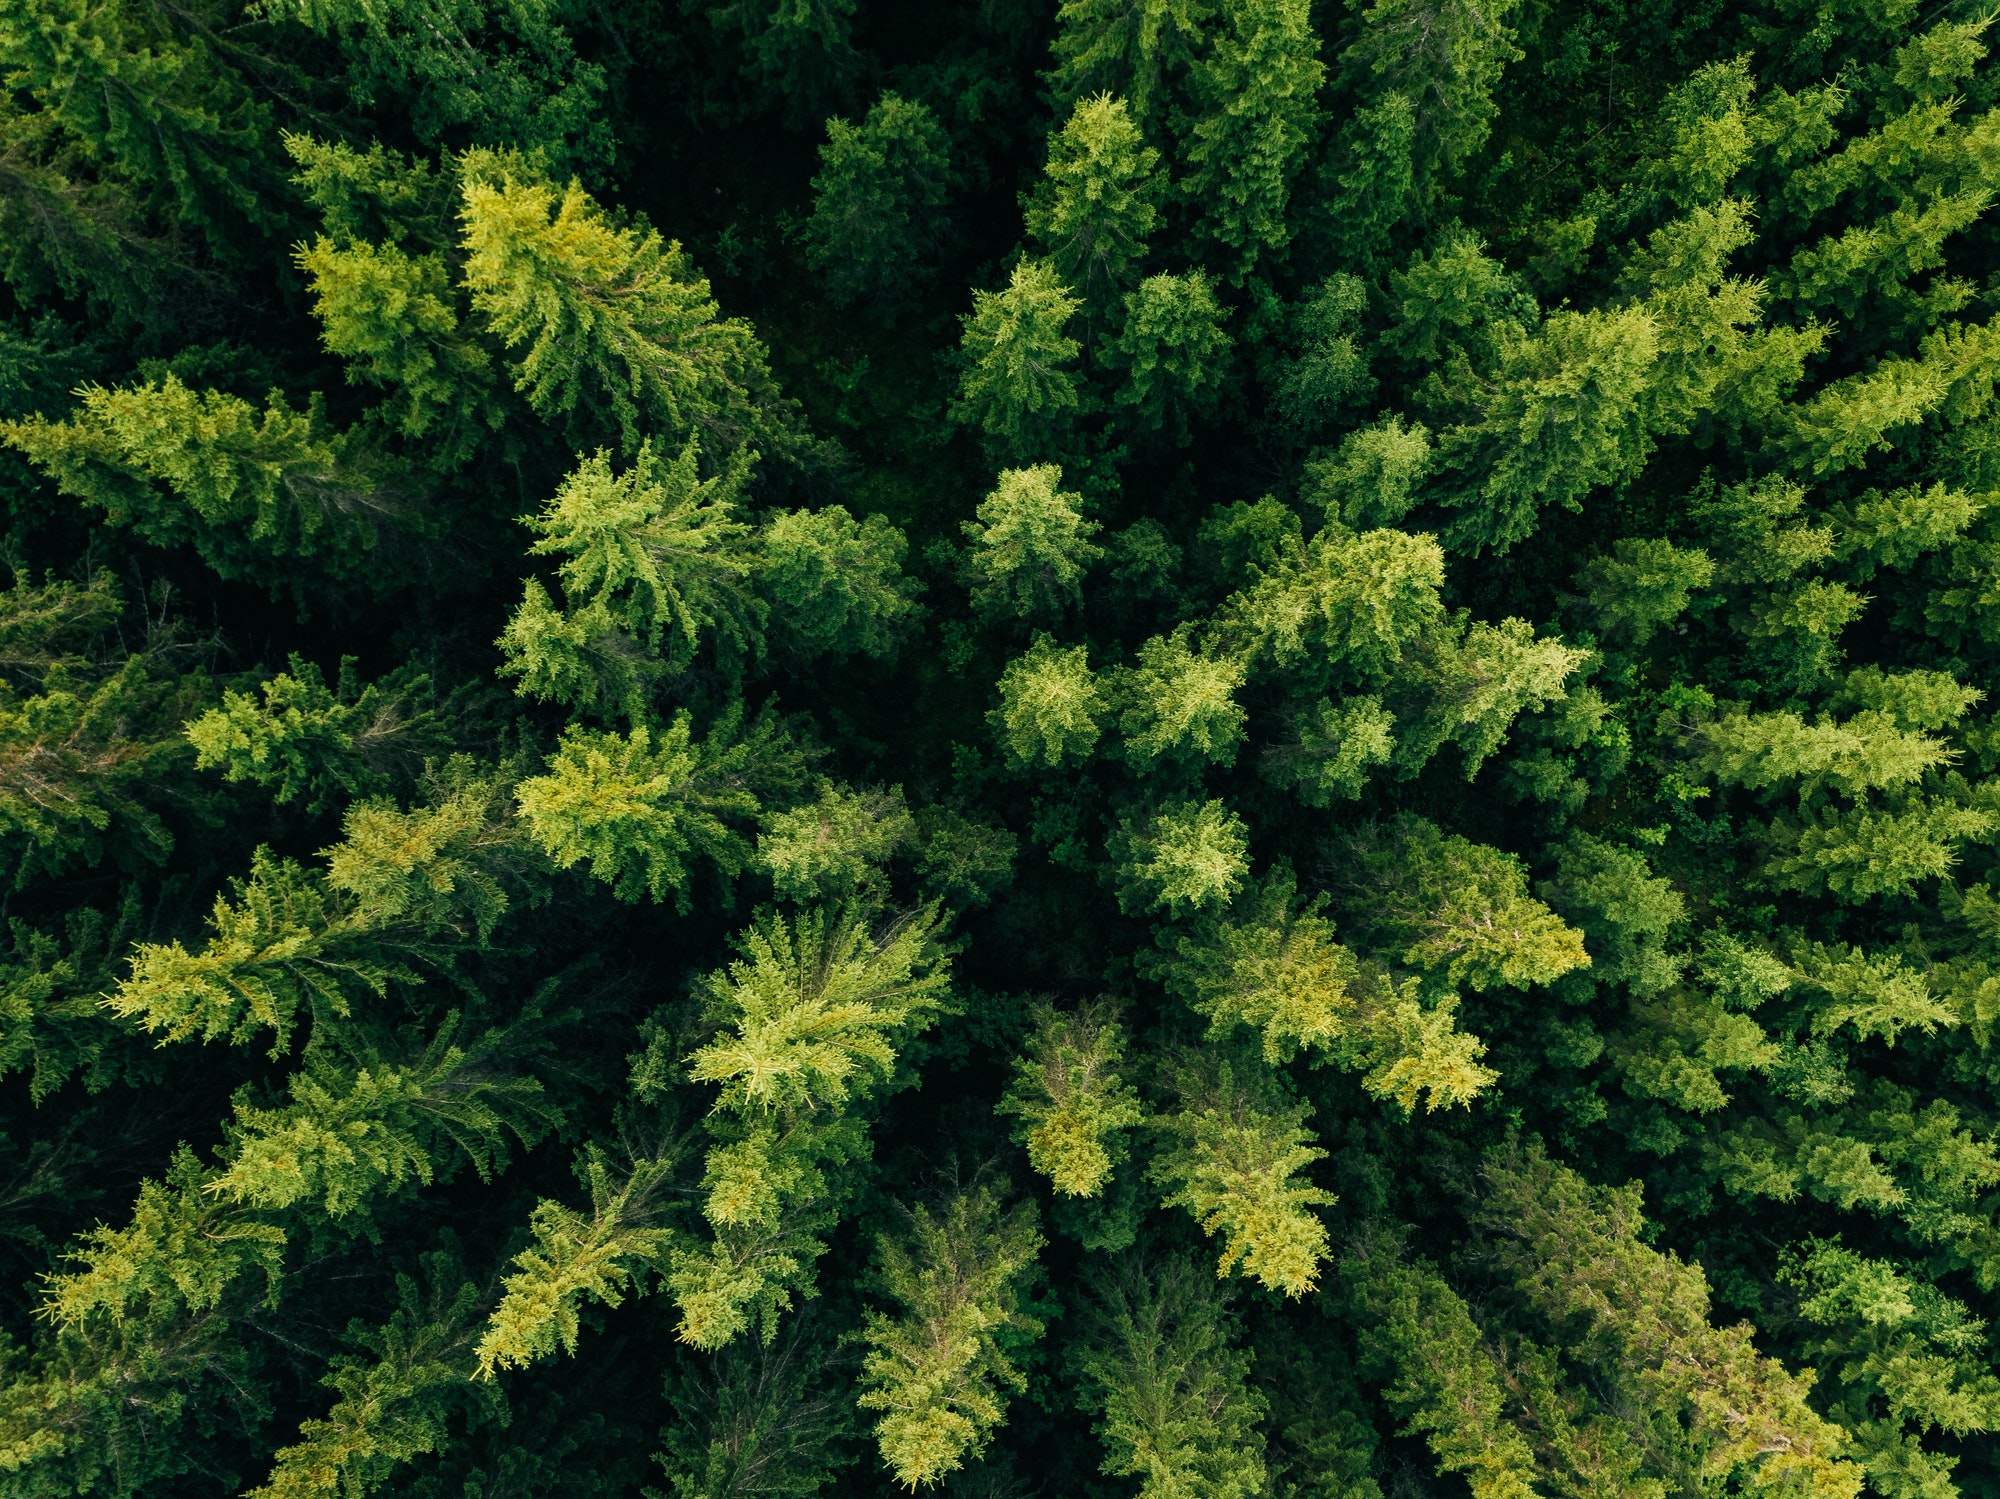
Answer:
[[686, 905, 949, 1115], [252, 1257, 498, 1499], [997, 999, 1145, 1196], [188, 655, 452, 813], [3, 376, 398, 593], [1215, 522, 1446, 681], [1110, 798, 1250, 915], [756, 504, 920, 662], [1578, 538, 1715, 648], [13, 8, 2000, 1499], [1162, 865, 1498, 1108], [1025, 93, 1160, 310], [477, 1144, 683, 1376], [1320, 0, 1522, 266], [515, 440, 757, 672], [294, 232, 496, 463], [1108, 271, 1232, 440], [107, 767, 530, 1053], [1074, 1251, 1269, 1499], [991, 634, 1104, 767], [1339, 1230, 1541, 1499], [656, 1317, 855, 1499], [805, 93, 952, 312], [1111, 624, 1246, 769], [855, 1187, 1044, 1487], [1331, 816, 1591, 992], [1181, 0, 1324, 279], [1151, 1053, 1333, 1295], [758, 782, 913, 904], [1301, 416, 1430, 529], [962, 464, 1102, 621], [1050, 0, 1210, 125], [459, 153, 775, 454], [1432, 306, 1662, 555], [1477, 1144, 1863, 1499], [710, 0, 860, 120], [953, 261, 1084, 461], [517, 709, 800, 906]]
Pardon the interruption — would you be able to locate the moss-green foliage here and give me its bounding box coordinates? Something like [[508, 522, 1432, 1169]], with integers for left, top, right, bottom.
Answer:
[[10, 6, 2000, 1499], [854, 1187, 1044, 1487], [805, 93, 952, 315], [1074, 1251, 1269, 1499], [998, 999, 1145, 1196]]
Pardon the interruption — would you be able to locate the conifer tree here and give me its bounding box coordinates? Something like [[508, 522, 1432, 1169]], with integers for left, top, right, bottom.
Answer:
[[805, 93, 952, 314], [855, 1187, 1045, 1487], [998, 1000, 1145, 1196], [9, 6, 2000, 1497], [1049, 0, 1211, 127], [1180, 0, 1323, 279], [953, 261, 1085, 461], [962, 465, 1103, 621], [1024, 94, 1161, 312], [1074, 1252, 1269, 1499], [458, 154, 777, 454]]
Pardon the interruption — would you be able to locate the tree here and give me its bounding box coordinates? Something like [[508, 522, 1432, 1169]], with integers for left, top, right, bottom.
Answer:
[[991, 634, 1105, 767], [13, 8, 2000, 1499], [962, 464, 1103, 621], [458, 153, 779, 454], [187, 654, 454, 813], [516, 710, 802, 906], [998, 999, 1145, 1196], [855, 1188, 1045, 1487], [1180, 0, 1324, 279], [498, 440, 761, 703], [1107, 271, 1233, 440], [1330, 816, 1591, 991], [1111, 624, 1246, 769], [3, 375, 402, 596], [758, 781, 914, 904], [804, 93, 952, 314], [1162, 865, 1497, 1107], [1024, 94, 1161, 311], [1049, 0, 1211, 126], [1150, 1052, 1333, 1295], [1109, 798, 1250, 915], [1317, 0, 1524, 267], [709, 0, 862, 122], [757, 505, 921, 662], [1074, 1252, 1269, 1499], [952, 260, 1084, 460]]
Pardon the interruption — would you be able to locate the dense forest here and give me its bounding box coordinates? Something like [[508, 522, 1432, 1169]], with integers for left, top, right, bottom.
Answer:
[[3, 0, 2000, 1495]]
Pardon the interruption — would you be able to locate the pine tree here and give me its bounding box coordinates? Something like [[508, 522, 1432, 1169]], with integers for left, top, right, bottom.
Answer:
[[1180, 0, 1323, 279], [961, 465, 1103, 621], [10, 7, 2000, 1498], [1110, 798, 1250, 915], [1048, 0, 1211, 126], [952, 262, 1085, 463], [1074, 1252, 1269, 1499], [1150, 1053, 1332, 1295], [855, 1187, 1044, 1487], [1024, 94, 1161, 312], [998, 999, 1145, 1197], [1107, 271, 1233, 441], [3, 375, 404, 594], [516, 709, 804, 907], [805, 93, 952, 313], [1110, 623, 1246, 770], [990, 634, 1105, 767], [458, 153, 778, 454]]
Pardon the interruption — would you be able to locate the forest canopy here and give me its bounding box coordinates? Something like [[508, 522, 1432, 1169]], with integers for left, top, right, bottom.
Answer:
[[1, 0, 1999, 1497]]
